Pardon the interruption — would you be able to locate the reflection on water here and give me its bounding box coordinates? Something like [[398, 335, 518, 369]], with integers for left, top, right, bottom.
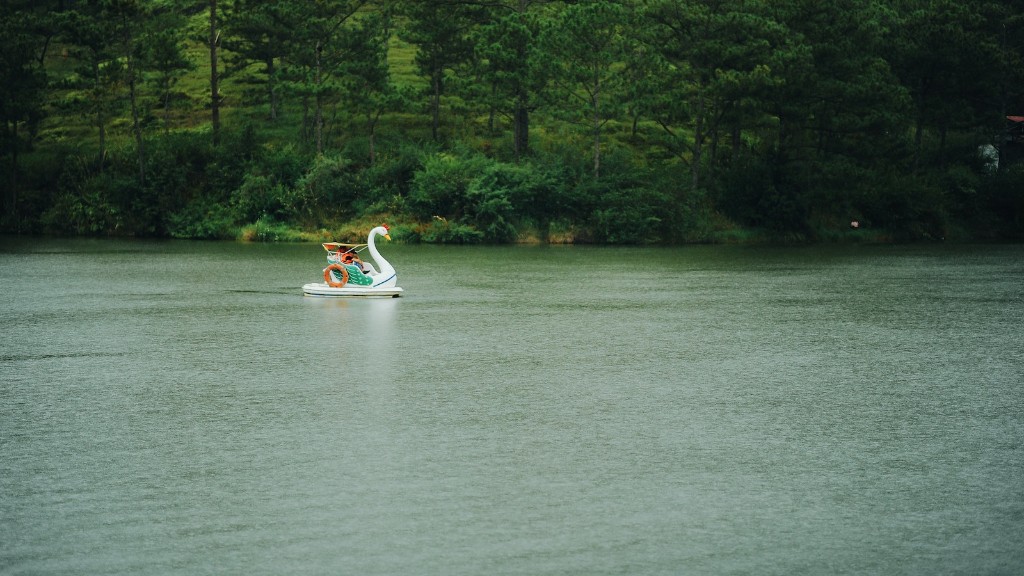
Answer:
[[1, 237, 1023, 575]]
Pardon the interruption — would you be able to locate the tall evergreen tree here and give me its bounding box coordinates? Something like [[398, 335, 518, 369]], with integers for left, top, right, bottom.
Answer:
[[399, 0, 480, 141], [0, 1, 51, 222], [209, 0, 222, 145], [107, 0, 147, 185], [280, 0, 371, 154], [542, 0, 632, 179], [887, 0, 1009, 168], [472, 0, 554, 161], [343, 10, 399, 164], [58, 0, 127, 172], [222, 0, 290, 120], [145, 6, 193, 134], [644, 0, 792, 189]]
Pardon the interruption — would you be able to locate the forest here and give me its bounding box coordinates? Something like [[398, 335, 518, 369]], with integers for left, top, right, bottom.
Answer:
[[2, 0, 1024, 244]]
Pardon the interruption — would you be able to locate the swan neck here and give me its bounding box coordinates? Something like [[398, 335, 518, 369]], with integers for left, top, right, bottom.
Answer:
[[368, 230, 394, 275]]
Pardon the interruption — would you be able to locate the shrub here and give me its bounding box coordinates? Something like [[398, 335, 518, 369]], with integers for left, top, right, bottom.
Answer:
[[717, 153, 811, 234], [471, 161, 567, 241], [231, 173, 286, 222], [355, 142, 426, 214], [415, 218, 485, 244], [166, 197, 237, 239], [407, 152, 492, 220], [206, 124, 264, 197], [572, 155, 670, 244], [981, 163, 1024, 239], [40, 172, 133, 235], [285, 154, 361, 226], [229, 143, 306, 223], [238, 215, 308, 242]]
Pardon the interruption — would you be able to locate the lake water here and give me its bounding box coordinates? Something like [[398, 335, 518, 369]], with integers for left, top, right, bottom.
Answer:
[[1, 237, 1022, 575]]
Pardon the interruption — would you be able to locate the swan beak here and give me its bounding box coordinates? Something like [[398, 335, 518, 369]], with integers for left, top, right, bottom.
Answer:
[[384, 234, 392, 241]]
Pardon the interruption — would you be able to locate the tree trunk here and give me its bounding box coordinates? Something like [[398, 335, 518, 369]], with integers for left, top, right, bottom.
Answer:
[[731, 125, 741, 165], [913, 114, 923, 172], [367, 112, 378, 164], [314, 41, 324, 155], [511, 0, 530, 161], [90, 59, 107, 173], [209, 0, 220, 146], [488, 84, 497, 133], [513, 93, 529, 162], [691, 86, 705, 190], [98, 112, 106, 174], [301, 95, 310, 142], [592, 63, 601, 180], [708, 115, 719, 170], [128, 66, 145, 186], [122, 17, 145, 186], [266, 54, 278, 120], [163, 78, 172, 135], [776, 109, 786, 160], [431, 70, 441, 141], [5, 121, 17, 221]]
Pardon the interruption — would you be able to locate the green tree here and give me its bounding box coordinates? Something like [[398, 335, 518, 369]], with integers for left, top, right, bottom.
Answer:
[[473, 1, 557, 161], [770, 0, 911, 229], [106, 0, 147, 185], [145, 6, 193, 134], [279, 0, 374, 154], [643, 0, 793, 190], [0, 1, 50, 222], [888, 0, 1010, 169], [58, 0, 127, 172], [222, 0, 290, 120], [208, 0, 222, 145], [399, 0, 480, 141], [343, 11, 402, 164], [542, 0, 632, 179]]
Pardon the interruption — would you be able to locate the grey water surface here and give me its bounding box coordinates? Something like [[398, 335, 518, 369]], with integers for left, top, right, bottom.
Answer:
[[1, 237, 1022, 575]]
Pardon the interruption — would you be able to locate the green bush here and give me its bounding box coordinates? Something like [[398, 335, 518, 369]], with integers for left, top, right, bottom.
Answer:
[[166, 197, 237, 239], [41, 172, 133, 235], [239, 215, 308, 242], [228, 143, 306, 223], [472, 161, 568, 240], [285, 154, 361, 226], [717, 153, 811, 234], [463, 164, 528, 242], [354, 142, 427, 214], [205, 124, 264, 199], [231, 173, 285, 222], [857, 171, 949, 241], [414, 218, 485, 244], [571, 154, 670, 244], [982, 163, 1024, 239], [407, 151, 492, 220], [465, 183, 516, 242], [144, 131, 213, 200]]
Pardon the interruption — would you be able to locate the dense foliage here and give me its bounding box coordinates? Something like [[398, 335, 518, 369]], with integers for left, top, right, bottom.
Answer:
[[2, 0, 1024, 243]]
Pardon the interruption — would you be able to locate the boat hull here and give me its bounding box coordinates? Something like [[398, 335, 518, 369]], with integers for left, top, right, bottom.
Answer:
[[302, 282, 403, 298]]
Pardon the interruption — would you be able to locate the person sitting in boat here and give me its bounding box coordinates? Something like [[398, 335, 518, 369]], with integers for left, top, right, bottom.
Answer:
[[341, 249, 374, 275]]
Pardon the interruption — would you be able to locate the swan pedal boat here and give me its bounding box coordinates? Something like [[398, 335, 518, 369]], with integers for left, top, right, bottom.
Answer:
[[302, 225, 404, 298]]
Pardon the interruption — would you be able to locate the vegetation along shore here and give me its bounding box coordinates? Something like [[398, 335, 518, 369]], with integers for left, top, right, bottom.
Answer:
[[2, 0, 1023, 244]]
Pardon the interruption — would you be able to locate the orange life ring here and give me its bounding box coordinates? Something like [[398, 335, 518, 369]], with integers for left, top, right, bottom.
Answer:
[[324, 263, 349, 288]]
